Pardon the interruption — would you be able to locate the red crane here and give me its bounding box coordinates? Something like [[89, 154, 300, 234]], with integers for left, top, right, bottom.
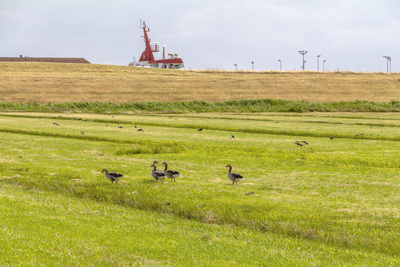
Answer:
[[130, 20, 184, 69], [139, 21, 158, 62]]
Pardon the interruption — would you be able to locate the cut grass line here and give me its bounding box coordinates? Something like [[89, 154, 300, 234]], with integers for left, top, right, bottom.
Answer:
[[0, 113, 398, 142], [144, 113, 400, 128], [0, 127, 188, 150], [233, 113, 400, 122]]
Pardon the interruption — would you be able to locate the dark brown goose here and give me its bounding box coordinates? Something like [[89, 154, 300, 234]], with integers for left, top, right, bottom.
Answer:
[[225, 164, 243, 185], [101, 168, 123, 184], [162, 162, 181, 182], [151, 161, 165, 182]]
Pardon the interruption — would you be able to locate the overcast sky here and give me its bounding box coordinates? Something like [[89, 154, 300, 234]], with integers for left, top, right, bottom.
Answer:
[[1, 0, 399, 71]]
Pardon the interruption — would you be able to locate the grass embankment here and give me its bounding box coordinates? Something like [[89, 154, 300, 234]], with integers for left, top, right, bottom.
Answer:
[[0, 62, 400, 103], [1, 112, 400, 264], [1, 99, 400, 113]]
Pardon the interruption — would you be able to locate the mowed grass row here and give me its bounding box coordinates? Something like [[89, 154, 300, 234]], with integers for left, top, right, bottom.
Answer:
[[0, 112, 400, 265]]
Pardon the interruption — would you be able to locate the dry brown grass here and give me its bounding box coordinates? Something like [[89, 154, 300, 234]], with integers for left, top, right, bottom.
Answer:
[[0, 62, 399, 103]]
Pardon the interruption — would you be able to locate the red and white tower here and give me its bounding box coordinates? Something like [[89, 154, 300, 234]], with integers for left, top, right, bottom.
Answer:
[[130, 20, 184, 69]]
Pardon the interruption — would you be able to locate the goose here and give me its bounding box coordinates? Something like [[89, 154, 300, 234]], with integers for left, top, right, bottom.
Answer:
[[295, 141, 303, 146], [225, 164, 243, 185], [162, 162, 181, 182], [151, 161, 165, 182], [101, 168, 123, 184], [52, 122, 60, 126], [231, 135, 235, 139], [198, 128, 203, 131]]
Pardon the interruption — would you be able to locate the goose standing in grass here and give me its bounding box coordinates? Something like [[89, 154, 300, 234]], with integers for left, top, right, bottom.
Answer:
[[225, 164, 243, 185], [162, 162, 181, 182], [151, 161, 165, 183], [101, 168, 123, 184]]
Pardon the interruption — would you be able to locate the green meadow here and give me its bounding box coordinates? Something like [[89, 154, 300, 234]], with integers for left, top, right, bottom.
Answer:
[[1, 111, 400, 265]]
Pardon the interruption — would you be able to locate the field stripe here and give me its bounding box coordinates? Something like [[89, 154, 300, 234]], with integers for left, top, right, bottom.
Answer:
[[145, 113, 400, 128], [0, 113, 399, 142]]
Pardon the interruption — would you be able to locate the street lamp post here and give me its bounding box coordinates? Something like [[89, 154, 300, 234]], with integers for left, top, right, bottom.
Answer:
[[317, 55, 321, 71], [383, 56, 392, 73], [298, 50, 308, 71], [278, 59, 282, 71], [251, 61, 255, 71], [323, 59, 327, 72], [234, 63, 238, 71]]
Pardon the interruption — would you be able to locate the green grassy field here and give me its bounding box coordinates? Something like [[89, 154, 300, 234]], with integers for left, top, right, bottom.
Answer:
[[1, 111, 400, 265]]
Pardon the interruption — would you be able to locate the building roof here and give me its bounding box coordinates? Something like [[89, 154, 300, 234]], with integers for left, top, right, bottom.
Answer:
[[0, 57, 91, 64]]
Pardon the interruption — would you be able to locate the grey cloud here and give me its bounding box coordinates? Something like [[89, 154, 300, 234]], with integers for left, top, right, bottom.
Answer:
[[0, 0, 398, 71]]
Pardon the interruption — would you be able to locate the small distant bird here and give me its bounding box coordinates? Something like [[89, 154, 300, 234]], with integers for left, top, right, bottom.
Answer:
[[295, 141, 303, 146], [101, 168, 123, 184], [162, 162, 181, 182], [119, 126, 123, 129], [301, 141, 308, 145], [78, 118, 82, 121], [330, 137, 335, 140], [134, 125, 137, 128], [81, 131, 85, 135], [226, 164, 243, 185], [231, 135, 235, 139], [138, 128, 144, 132], [52, 122, 60, 126], [151, 161, 165, 182], [198, 128, 203, 131]]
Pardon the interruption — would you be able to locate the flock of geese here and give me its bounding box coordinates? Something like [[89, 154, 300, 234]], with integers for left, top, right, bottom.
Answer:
[[102, 162, 244, 185], [52, 119, 244, 185]]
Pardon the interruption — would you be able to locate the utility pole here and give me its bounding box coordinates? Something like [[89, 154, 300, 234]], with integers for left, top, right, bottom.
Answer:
[[383, 56, 392, 73], [323, 59, 327, 72], [234, 63, 238, 71], [317, 55, 321, 71], [298, 50, 308, 70], [251, 61, 255, 71], [278, 59, 282, 71]]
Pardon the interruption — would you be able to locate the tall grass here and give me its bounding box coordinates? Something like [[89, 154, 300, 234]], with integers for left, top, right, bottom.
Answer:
[[1, 99, 400, 113]]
